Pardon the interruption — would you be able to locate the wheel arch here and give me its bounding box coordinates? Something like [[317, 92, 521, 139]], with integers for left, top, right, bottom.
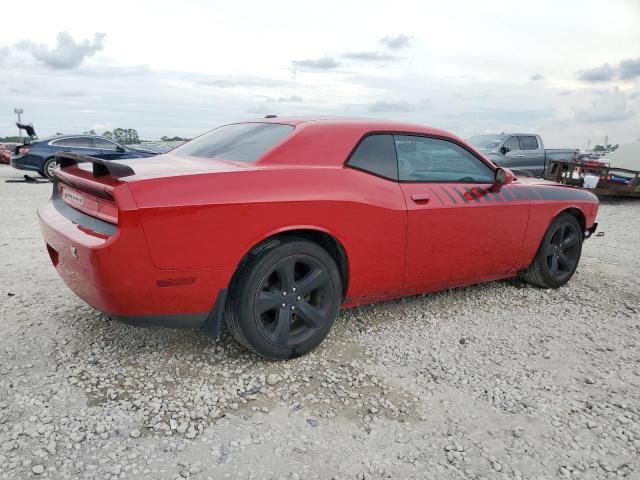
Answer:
[[558, 206, 586, 232], [41, 155, 58, 174], [233, 227, 350, 299]]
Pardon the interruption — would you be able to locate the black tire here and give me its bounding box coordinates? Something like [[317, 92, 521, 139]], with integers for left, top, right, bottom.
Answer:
[[519, 213, 583, 288], [42, 158, 58, 181], [224, 238, 342, 359]]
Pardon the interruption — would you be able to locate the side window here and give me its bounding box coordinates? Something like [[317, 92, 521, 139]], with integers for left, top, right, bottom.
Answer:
[[519, 136, 539, 150], [94, 138, 118, 150], [54, 137, 92, 148], [503, 136, 520, 151], [347, 134, 398, 180], [395, 135, 494, 183]]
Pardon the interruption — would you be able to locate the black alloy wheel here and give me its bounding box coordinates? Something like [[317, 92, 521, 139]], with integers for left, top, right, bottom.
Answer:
[[544, 222, 580, 283], [519, 213, 583, 288], [255, 255, 332, 347], [225, 238, 342, 359]]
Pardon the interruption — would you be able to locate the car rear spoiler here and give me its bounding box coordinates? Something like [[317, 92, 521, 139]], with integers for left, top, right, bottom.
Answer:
[[55, 153, 135, 179]]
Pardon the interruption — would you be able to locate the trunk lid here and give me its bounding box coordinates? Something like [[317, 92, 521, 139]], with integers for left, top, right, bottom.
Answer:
[[52, 152, 252, 228], [115, 152, 250, 181]]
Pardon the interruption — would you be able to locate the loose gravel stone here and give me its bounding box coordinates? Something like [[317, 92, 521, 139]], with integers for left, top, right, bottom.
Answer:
[[32, 464, 45, 475], [0, 167, 639, 479]]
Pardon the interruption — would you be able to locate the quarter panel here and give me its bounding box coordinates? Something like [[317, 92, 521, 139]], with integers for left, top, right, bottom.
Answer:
[[128, 167, 408, 301], [514, 184, 599, 269]]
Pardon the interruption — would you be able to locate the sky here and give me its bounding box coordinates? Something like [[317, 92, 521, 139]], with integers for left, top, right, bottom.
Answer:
[[0, 0, 639, 148]]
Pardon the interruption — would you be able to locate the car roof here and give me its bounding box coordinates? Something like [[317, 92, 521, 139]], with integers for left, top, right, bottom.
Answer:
[[47, 134, 112, 140], [239, 116, 482, 167], [247, 115, 453, 136], [36, 134, 119, 143]]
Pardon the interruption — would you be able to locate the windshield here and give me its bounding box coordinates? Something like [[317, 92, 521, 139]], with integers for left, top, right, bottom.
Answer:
[[175, 123, 294, 162], [468, 135, 504, 149]]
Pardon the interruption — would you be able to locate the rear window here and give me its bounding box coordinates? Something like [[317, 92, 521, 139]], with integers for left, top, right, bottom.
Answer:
[[175, 123, 294, 162], [519, 135, 539, 150], [52, 137, 92, 148], [347, 134, 398, 180]]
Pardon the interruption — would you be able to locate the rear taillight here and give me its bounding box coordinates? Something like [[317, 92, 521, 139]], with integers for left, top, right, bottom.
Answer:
[[18, 146, 31, 155]]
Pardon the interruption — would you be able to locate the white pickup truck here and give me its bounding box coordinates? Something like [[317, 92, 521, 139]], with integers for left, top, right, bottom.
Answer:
[[467, 133, 578, 178]]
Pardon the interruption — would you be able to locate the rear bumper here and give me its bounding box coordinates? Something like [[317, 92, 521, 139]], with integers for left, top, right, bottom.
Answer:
[[38, 195, 234, 328], [10, 157, 41, 172]]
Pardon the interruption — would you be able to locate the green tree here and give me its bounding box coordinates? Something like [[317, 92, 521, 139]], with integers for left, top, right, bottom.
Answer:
[[112, 128, 126, 144], [593, 145, 605, 151], [110, 128, 140, 145], [103, 131, 113, 140]]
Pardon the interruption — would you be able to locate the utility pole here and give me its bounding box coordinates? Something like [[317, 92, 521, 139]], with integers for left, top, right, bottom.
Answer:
[[14, 108, 23, 142]]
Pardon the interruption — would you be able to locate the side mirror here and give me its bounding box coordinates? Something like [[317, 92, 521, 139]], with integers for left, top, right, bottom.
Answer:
[[500, 145, 511, 154], [493, 167, 514, 191], [115, 145, 126, 152]]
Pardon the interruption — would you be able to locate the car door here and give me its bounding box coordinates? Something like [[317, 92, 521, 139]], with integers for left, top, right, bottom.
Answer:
[[518, 135, 544, 176], [53, 136, 98, 155], [92, 137, 128, 160], [396, 135, 530, 293], [502, 135, 527, 169]]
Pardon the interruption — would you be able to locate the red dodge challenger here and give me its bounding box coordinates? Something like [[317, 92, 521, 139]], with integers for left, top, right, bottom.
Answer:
[[38, 117, 599, 359]]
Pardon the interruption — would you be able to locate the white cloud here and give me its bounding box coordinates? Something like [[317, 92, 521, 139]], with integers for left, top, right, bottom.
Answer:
[[16, 31, 105, 69], [0, 0, 638, 146], [379, 34, 412, 50]]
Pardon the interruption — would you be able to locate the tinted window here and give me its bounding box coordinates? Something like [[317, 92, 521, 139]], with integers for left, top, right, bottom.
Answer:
[[395, 135, 493, 182], [519, 135, 539, 150], [175, 123, 294, 162], [347, 134, 398, 180], [53, 137, 92, 148], [94, 138, 119, 150], [503, 136, 520, 151]]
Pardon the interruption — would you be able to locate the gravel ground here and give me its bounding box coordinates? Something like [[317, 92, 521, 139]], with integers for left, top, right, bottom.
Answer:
[[0, 165, 639, 480]]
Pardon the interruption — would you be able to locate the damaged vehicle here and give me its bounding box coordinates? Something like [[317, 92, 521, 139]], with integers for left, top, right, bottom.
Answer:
[[38, 117, 599, 359], [10, 123, 157, 181]]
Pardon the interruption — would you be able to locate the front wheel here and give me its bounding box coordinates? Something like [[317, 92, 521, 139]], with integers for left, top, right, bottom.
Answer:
[[224, 238, 342, 359], [519, 213, 583, 288]]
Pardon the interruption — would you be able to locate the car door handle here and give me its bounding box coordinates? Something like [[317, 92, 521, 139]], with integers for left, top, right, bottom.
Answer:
[[538, 154, 544, 157], [517, 154, 524, 157], [411, 193, 431, 203]]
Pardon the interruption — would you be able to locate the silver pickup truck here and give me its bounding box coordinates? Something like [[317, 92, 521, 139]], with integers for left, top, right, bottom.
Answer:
[[467, 133, 578, 177]]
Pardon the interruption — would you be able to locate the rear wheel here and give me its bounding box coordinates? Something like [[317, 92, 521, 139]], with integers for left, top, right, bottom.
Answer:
[[43, 158, 58, 181], [225, 238, 342, 359], [519, 213, 583, 288]]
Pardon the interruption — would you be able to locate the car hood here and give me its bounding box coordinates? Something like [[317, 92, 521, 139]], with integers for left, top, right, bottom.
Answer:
[[128, 146, 162, 155], [515, 176, 568, 187]]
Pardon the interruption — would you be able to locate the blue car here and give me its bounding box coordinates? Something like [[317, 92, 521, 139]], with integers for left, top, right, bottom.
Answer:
[[10, 123, 158, 180]]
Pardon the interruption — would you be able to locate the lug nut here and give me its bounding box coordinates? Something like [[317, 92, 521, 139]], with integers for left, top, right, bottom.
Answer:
[[292, 287, 297, 292], [290, 306, 296, 311], [282, 291, 287, 296], [297, 296, 301, 301], [281, 303, 286, 308]]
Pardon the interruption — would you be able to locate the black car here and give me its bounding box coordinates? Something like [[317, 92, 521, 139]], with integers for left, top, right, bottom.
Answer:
[[10, 124, 158, 180]]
